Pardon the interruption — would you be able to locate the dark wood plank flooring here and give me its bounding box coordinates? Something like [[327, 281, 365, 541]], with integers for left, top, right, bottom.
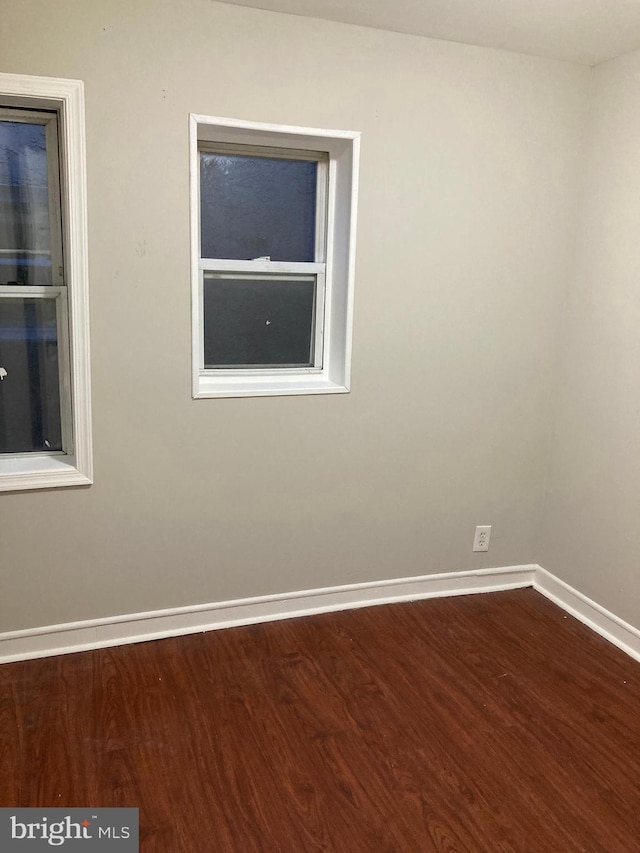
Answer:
[[2, 589, 640, 852]]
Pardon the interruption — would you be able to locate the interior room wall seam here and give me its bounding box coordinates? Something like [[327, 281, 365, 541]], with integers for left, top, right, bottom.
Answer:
[[534, 63, 597, 567]]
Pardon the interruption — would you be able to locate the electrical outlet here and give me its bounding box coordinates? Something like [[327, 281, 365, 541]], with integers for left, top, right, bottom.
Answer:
[[473, 525, 491, 552]]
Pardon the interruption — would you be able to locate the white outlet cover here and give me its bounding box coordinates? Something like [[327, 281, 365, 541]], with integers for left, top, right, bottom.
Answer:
[[473, 525, 492, 552]]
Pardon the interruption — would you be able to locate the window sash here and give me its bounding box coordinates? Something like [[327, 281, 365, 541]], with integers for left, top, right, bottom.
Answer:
[[0, 286, 73, 457], [198, 268, 325, 374], [198, 142, 328, 268], [0, 108, 64, 288]]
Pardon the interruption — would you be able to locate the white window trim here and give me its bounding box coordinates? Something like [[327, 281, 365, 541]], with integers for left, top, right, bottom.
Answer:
[[0, 73, 92, 492], [190, 115, 360, 399]]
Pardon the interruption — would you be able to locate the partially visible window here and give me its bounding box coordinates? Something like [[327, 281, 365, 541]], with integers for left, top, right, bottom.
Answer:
[[0, 74, 92, 492], [0, 109, 68, 456], [191, 116, 360, 399]]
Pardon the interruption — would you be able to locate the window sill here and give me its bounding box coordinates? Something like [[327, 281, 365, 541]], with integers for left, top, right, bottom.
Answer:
[[194, 373, 350, 399], [0, 454, 93, 492]]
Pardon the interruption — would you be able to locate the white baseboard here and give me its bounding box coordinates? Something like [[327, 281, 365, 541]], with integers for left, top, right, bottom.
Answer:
[[534, 566, 640, 664], [0, 564, 535, 664], [2, 563, 640, 666]]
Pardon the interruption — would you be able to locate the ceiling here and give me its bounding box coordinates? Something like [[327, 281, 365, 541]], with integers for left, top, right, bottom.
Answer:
[[218, 0, 640, 66]]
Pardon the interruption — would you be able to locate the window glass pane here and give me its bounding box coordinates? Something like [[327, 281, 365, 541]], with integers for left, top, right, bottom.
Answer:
[[0, 119, 53, 286], [203, 273, 315, 367], [200, 152, 317, 262], [0, 297, 62, 453]]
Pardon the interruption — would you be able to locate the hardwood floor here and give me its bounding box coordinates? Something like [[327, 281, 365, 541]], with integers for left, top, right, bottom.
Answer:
[[2, 589, 640, 851]]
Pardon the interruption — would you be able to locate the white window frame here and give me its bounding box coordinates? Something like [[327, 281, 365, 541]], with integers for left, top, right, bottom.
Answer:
[[0, 73, 92, 492], [190, 115, 360, 399]]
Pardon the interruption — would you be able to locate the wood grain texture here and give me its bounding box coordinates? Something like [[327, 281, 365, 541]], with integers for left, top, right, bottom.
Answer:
[[2, 589, 640, 851]]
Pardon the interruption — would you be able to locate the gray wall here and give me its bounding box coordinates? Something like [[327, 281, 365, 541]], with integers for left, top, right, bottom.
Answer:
[[0, 0, 590, 631], [540, 49, 640, 626]]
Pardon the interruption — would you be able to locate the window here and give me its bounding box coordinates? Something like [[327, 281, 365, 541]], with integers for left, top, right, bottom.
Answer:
[[190, 116, 360, 398], [0, 74, 92, 492]]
